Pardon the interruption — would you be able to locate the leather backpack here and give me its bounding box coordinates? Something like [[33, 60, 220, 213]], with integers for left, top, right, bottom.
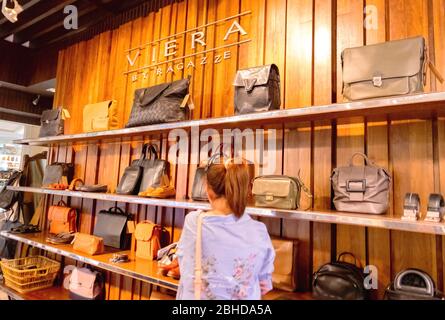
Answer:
[[313, 252, 367, 300], [63, 265, 105, 300], [39, 107, 65, 137], [47, 201, 77, 235], [134, 221, 170, 260]]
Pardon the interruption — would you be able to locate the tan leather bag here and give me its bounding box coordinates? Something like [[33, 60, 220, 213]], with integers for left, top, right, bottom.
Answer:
[[271, 238, 298, 292], [134, 221, 169, 260], [72, 233, 104, 255], [342, 36, 427, 101], [83, 100, 118, 132], [331, 152, 391, 214], [47, 201, 77, 234]]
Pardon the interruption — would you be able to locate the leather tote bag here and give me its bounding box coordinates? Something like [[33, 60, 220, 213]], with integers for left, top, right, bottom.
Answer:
[[42, 163, 74, 187], [136, 144, 170, 193], [83, 100, 119, 132], [0, 170, 21, 211], [47, 200, 77, 234], [271, 238, 298, 292], [134, 221, 170, 260], [116, 144, 149, 195], [64, 265, 105, 300], [126, 77, 190, 127], [341, 36, 426, 101], [39, 107, 65, 137], [252, 175, 312, 210], [93, 207, 131, 250], [331, 152, 391, 214], [73, 233, 104, 255], [313, 252, 367, 300], [233, 64, 281, 115], [384, 268, 444, 300]]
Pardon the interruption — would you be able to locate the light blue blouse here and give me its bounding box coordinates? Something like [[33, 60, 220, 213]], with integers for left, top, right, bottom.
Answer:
[[176, 210, 275, 300]]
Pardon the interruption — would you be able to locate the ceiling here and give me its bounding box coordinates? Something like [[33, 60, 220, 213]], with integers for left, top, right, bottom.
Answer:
[[0, 0, 150, 49]]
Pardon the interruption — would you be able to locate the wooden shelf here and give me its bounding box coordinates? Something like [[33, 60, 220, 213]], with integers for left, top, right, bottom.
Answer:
[[8, 186, 445, 235], [0, 282, 71, 300], [0, 231, 179, 291], [14, 92, 445, 146]]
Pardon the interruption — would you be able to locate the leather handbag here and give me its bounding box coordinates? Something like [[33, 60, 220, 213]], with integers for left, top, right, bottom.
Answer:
[[331, 153, 391, 214], [0, 170, 21, 210], [72, 233, 104, 255], [47, 201, 77, 235], [233, 64, 281, 115], [42, 163, 74, 187], [125, 77, 191, 127], [0, 206, 23, 259], [134, 221, 170, 260], [342, 36, 427, 101], [271, 238, 298, 292], [313, 252, 367, 300], [63, 265, 104, 300], [191, 151, 226, 202], [93, 207, 131, 249], [384, 268, 444, 300], [136, 144, 170, 193], [82, 100, 119, 132], [252, 175, 312, 210], [39, 107, 66, 137]]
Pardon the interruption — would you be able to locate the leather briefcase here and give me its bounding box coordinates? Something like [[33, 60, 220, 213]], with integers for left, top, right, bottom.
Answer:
[[342, 36, 426, 100], [252, 175, 311, 210], [47, 201, 77, 234], [331, 152, 391, 214], [135, 144, 170, 193], [384, 268, 444, 300], [134, 221, 170, 260], [233, 64, 281, 114], [73, 233, 104, 255], [313, 252, 367, 300], [64, 265, 104, 300], [42, 163, 74, 187], [83, 100, 119, 132], [272, 238, 298, 292], [39, 107, 65, 137], [126, 78, 190, 127], [93, 207, 131, 249]]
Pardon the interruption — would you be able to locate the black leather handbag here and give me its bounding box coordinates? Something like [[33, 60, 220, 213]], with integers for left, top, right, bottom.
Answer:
[[313, 252, 367, 300], [125, 78, 190, 127], [39, 107, 64, 137], [93, 207, 132, 250], [42, 163, 74, 187], [384, 269, 444, 300], [0, 170, 21, 210], [135, 144, 169, 193], [233, 64, 281, 115]]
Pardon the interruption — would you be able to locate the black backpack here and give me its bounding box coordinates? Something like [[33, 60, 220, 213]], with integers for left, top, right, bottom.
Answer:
[[313, 252, 367, 300]]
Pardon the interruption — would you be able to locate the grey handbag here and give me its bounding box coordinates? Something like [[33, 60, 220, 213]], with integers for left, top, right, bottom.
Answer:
[[42, 163, 74, 187], [116, 144, 147, 195], [135, 144, 169, 193], [331, 153, 391, 214], [252, 175, 311, 210], [125, 78, 190, 128], [39, 107, 64, 137], [342, 36, 427, 101], [233, 64, 281, 114], [93, 207, 131, 249]]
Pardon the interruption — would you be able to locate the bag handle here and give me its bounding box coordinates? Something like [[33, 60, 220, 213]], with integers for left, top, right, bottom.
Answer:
[[107, 206, 127, 216], [348, 152, 373, 167], [145, 144, 159, 160], [57, 200, 67, 207], [337, 252, 362, 268]]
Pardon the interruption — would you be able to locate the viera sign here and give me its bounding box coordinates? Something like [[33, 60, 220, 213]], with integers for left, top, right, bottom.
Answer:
[[124, 11, 252, 81]]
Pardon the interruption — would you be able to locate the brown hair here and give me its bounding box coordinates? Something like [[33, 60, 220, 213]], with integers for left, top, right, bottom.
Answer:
[[206, 158, 250, 218]]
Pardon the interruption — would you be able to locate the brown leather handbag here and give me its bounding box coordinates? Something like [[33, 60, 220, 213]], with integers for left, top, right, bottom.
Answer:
[[83, 100, 119, 133], [271, 238, 298, 292], [134, 221, 170, 260], [47, 201, 77, 234], [72, 233, 104, 256]]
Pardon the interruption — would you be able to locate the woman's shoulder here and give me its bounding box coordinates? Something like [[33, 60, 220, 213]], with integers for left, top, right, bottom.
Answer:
[[243, 215, 270, 237], [183, 210, 203, 226]]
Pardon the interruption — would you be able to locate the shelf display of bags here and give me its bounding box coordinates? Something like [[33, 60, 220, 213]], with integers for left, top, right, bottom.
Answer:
[[47, 200, 77, 235], [134, 221, 170, 260], [82, 100, 119, 132], [93, 207, 132, 250], [42, 162, 74, 187], [233, 64, 281, 114], [331, 152, 391, 215], [125, 77, 191, 127]]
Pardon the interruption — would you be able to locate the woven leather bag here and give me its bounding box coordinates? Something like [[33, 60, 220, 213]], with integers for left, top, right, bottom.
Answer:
[[83, 100, 119, 132], [47, 201, 77, 234], [342, 36, 426, 100], [233, 64, 281, 114], [126, 78, 190, 127], [134, 221, 170, 260], [72, 233, 104, 255], [331, 153, 391, 214], [39, 107, 64, 137], [271, 238, 298, 292]]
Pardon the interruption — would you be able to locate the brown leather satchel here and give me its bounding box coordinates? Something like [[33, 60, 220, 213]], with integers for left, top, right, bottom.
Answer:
[[134, 221, 169, 260], [271, 238, 298, 292], [47, 201, 77, 234], [72, 233, 104, 256]]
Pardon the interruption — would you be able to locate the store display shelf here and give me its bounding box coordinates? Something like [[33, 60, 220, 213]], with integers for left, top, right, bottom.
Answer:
[[8, 186, 445, 235], [0, 282, 71, 301], [0, 231, 179, 291], [13, 92, 445, 146]]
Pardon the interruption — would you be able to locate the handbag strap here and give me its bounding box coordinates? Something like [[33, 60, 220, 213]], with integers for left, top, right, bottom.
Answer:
[[57, 200, 68, 207], [348, 152, 374, 167], [137, 144, 149, 166]]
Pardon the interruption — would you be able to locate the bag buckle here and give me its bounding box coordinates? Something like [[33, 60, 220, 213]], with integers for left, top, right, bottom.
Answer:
[[346, 179, 366, 193], [372, 76, 382, 87], [265, 194, 274, 201]]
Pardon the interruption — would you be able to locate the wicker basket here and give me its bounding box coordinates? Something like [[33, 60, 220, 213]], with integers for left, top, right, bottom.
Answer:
[[0, 256, 60, 293]]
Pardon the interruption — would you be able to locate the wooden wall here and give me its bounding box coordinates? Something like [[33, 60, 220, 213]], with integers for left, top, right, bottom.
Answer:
[[51, 0, 445, 299]]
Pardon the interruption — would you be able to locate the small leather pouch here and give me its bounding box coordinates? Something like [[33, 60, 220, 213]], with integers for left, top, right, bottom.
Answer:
[[271, 238, 298, 292], [72, 233, 104, 256], [134, 221, 170, 260], [47, 201, 77, 235], [83, 100, 119, 133]]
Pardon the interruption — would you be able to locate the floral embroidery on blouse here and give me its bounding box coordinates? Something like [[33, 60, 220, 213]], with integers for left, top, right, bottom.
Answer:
[[228, 254, 257, 299], [201, 256, 217, 300]]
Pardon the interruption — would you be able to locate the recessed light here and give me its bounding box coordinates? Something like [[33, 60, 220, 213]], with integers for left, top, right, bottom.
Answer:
[[46, 88, 56, 93]]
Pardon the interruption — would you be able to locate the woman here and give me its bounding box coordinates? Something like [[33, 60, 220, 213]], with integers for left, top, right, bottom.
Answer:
[[176, 158, 275, 300]]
